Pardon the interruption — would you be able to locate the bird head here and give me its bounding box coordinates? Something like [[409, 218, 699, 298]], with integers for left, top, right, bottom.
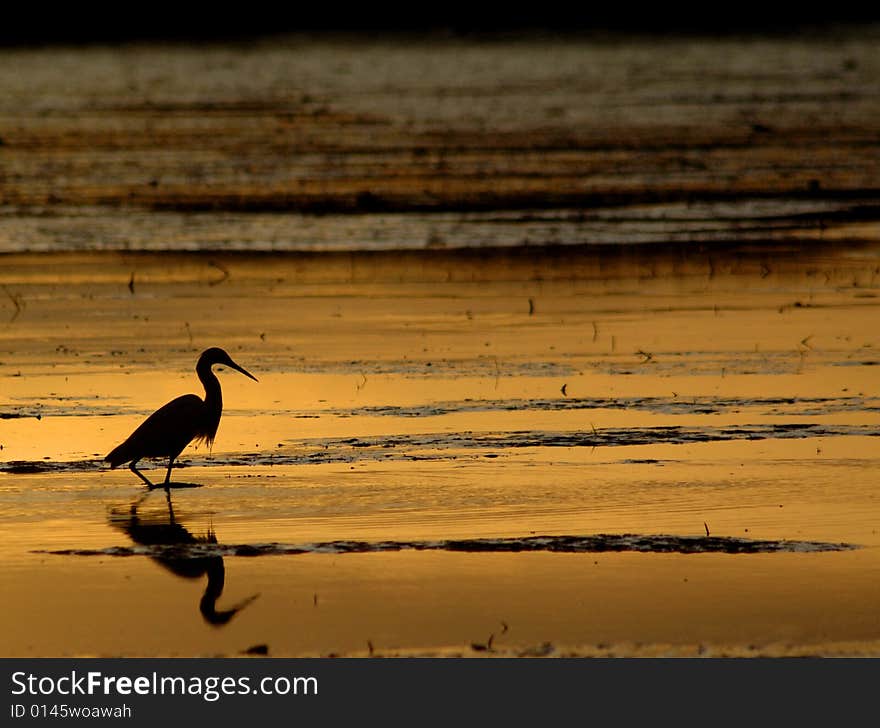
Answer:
[[199, 347, 258, 382]]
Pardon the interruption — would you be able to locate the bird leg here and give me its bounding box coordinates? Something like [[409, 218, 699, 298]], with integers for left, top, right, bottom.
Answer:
[[164, 456, 175, 487], [129, 460, 156, 488]]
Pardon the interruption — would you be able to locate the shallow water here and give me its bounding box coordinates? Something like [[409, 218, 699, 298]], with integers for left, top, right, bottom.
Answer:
[[1, 243, 880, 656]]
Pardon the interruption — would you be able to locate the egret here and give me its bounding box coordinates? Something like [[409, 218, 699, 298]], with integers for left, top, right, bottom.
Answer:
[[105, 347, 258, 488]]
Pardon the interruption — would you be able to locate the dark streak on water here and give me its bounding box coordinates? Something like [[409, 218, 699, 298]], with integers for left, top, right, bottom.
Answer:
[[37, 533, 857, 557], [4, 394, 880, 421], [3, 423, 878, 474], [324, 395, 880, 418]]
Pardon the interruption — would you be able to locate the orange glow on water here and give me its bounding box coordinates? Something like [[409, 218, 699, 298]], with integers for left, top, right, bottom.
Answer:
[[2, 246, 880, 656]]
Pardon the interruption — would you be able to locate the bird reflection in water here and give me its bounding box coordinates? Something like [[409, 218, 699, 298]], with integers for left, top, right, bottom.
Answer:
[[109, 491, 258, 626]]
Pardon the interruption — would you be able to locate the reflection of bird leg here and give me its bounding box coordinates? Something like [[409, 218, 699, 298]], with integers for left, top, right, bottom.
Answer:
[[164, 489, 176, 524], [129, 459, 155, 488]]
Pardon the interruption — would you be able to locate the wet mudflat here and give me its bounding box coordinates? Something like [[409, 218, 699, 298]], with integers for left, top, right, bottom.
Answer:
[[2, 31, 880, 253], [1, 242, 879, 656], [2, 30, 880, 656]]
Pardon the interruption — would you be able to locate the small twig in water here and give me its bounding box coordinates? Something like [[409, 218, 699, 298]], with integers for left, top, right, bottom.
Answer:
[[471, 633, 495, 652], [128, 272, 135, 295], [704, 522, 710, 537], [590, 423, 600, 451], [208, 260, 230, 287], [3, 286, 23, 323], [561, 383, 568, 397]]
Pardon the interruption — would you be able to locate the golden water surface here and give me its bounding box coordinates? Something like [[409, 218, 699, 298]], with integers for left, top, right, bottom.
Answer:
[[1, 244, 879, 656]]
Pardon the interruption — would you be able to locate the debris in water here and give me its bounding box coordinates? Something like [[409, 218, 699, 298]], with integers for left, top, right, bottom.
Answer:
[[243, 644, 269, 656]]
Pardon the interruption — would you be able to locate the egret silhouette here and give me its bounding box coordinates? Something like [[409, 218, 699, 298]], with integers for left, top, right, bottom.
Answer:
[[105, 347, 258, 488]]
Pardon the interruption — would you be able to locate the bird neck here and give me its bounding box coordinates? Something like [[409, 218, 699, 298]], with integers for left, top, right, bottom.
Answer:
[[196, 360, 223, 415]]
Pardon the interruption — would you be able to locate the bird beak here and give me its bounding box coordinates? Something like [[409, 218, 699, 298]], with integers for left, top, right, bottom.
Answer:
[[228, 360, 258, 382]]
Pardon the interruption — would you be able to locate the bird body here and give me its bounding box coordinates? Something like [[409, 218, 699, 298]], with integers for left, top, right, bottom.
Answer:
[[105, 347, 257, 487], [105, 393, 208, 465]]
